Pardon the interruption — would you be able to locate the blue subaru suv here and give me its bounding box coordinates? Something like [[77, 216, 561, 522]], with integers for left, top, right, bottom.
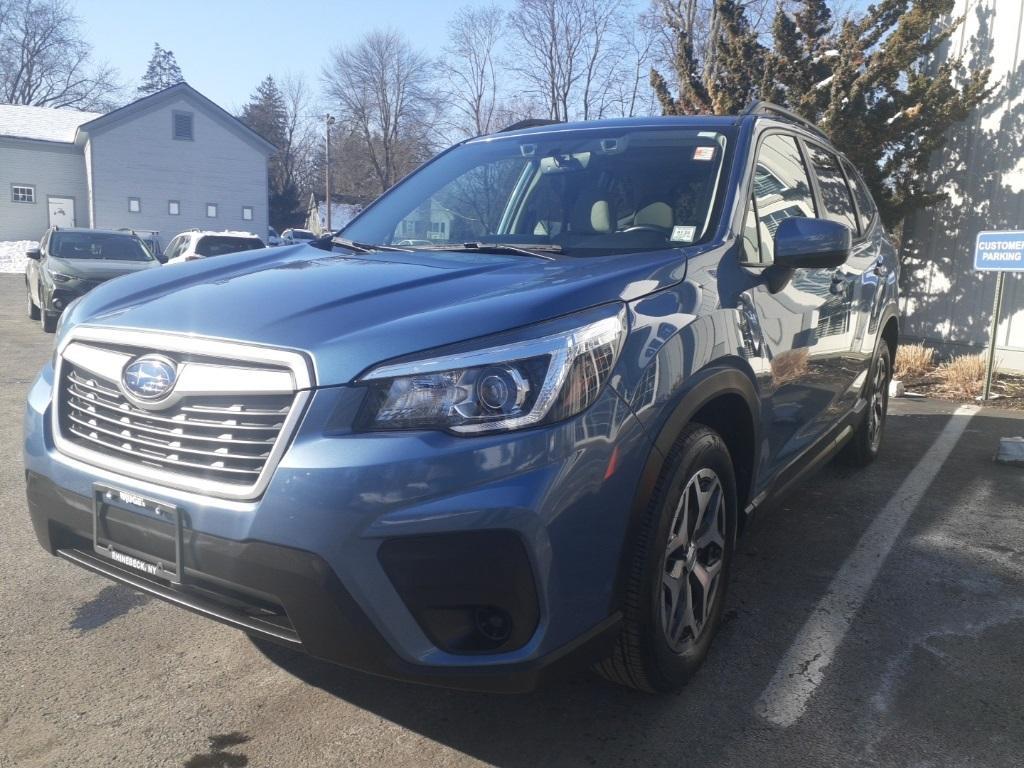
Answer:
[[24, 103, 898, 693]]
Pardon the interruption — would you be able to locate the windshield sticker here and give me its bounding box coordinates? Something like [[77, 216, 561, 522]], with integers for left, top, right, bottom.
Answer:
[[671, 225, 697, 243], [693, 146, 715, 161]]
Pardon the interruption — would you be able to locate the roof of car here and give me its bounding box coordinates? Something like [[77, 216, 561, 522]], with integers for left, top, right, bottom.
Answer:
[[50, 227, 142, 236], [183, 230, 261, 238], [476, 109, 830, 144], [472, 114, 741, 142]]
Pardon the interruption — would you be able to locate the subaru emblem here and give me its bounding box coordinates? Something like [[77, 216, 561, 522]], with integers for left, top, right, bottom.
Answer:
[[122, 355, 177, 401]]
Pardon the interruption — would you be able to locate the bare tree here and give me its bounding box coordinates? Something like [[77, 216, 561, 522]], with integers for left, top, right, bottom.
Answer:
[[439, 4, 505, 137], [0, 0, 120, 110], [279, 73, 317, 196], [322, 29, 437, 194], [508, 0, 634, 122]]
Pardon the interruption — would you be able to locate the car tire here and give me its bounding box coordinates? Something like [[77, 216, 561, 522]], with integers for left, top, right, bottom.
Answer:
[[40, 308, 57, 333], [839, 343, 892, 467], [27, 284, 40, 320], [596, 424, 737, 693]]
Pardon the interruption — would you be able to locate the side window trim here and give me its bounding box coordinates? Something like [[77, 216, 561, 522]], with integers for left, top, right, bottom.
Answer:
[[738, 129, 818, 267], [800, 137, 861, 239]]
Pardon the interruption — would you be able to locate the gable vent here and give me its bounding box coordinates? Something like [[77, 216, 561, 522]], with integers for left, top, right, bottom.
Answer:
[[173, 111, 193, 140]]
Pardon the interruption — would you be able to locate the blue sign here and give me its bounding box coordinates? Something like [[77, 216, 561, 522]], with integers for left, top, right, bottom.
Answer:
[[974, 230, 1024, 272]]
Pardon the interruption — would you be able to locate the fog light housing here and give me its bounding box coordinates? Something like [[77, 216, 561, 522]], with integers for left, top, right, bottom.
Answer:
[[51, 297, 64, 310], [378, 530, 539, 654]]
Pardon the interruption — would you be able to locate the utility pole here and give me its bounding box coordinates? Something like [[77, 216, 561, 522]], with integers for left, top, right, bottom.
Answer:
[[324, 114, 336, 232]]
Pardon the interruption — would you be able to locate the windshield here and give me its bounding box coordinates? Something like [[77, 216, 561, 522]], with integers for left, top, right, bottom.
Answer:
[[342, 127, 730, 256], [50, 232, 154, 262], [291, 230, 315, 240], [195, 236, 265, 257]]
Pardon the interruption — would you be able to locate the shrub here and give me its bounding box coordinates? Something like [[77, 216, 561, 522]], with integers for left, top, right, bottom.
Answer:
[[894, 343, 936, 380], [936, 354, 988, 398]]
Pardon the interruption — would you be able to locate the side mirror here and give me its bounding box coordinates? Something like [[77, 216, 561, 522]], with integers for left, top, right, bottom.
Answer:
[[773, 217, 851, 270], [26, 246, 41, 260]]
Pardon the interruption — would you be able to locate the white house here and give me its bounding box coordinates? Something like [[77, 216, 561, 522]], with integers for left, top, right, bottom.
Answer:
[[0, 82, 274, 245]]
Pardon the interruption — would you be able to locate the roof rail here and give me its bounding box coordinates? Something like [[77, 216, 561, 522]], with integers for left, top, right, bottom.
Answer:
[[498, 118, 563, 133], [742, 100, 829, 140]]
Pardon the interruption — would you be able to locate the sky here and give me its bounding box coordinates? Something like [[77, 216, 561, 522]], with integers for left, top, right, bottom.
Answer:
[[73, 0, 518, 111]]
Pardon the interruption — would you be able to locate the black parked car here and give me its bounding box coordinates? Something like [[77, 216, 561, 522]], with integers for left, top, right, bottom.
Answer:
[[25, 227, 159, 332]]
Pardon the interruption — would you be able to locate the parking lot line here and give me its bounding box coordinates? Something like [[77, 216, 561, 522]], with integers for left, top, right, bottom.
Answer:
[[755, 404, 980, 727]]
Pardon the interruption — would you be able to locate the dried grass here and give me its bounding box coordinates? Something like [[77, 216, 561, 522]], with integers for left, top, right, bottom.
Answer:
[[893, 343, 936, 380], [935, 353, 988, 398], [771, 348, 809, 389]]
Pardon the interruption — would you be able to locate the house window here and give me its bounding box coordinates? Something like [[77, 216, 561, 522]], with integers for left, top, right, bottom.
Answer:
[[173, 111, 194, 141], [206, 203, 217, 218], [168, 200, 180, 215], [128, 197, 141, 213], [11, 185, 35, 203], [242, 206, 253, 221]]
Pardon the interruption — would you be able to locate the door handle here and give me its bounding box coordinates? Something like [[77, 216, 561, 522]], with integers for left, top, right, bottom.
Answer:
[[830, 271, 848, 295]]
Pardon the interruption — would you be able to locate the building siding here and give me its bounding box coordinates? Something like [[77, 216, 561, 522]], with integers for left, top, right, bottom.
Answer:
[[901, 0, 1024, 371], [87, 93, 269, 250], [0, 137, 89, 241]]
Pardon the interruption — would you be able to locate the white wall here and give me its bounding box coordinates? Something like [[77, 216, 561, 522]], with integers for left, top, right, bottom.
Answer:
[[0, 138, 89, 241], [900, 0, 1024, 371], [87, 94, 270, 251]]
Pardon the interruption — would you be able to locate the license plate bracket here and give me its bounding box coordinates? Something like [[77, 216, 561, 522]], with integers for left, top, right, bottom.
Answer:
[[93, 484, 184, 584]]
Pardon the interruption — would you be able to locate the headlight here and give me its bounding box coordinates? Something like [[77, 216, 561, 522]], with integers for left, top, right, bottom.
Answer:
[[49, 271, 75, 283], [357, 305, 627, 434]]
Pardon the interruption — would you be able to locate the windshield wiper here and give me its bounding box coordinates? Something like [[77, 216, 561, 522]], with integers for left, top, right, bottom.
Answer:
[[414, 242, 561, 260], [310, 234, 413, 253]]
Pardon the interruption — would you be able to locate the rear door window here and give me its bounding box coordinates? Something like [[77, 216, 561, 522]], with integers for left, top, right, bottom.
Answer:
[[842, 158, 876, 234], [743, 133, 817, 264], [806, 145, 858, 234]]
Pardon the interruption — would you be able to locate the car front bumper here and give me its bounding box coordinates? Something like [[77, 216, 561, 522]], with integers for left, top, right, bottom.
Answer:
[[23, 362, 651, 691]]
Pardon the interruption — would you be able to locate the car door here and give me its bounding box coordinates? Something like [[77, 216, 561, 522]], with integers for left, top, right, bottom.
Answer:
[[163, 236, 182, 263], [802, 142, 875, 420], [738, 131, 846, 477]]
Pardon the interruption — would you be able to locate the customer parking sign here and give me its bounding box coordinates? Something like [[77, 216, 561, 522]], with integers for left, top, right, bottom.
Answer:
[[974, 230, 1024, 272]]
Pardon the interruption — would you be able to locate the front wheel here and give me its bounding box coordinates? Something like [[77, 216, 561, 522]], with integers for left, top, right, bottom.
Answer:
[[596, 424, 737, 692], [839, 343, 892, 467], [40, 307, 57, 333]]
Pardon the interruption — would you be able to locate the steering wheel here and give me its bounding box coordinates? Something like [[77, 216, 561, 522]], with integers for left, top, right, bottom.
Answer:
[[618, 225, 671, 235]]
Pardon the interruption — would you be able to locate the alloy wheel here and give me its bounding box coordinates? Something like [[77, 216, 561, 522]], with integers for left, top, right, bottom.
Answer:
[[660, 468, 726, 652], [868, 355, 889, 451]]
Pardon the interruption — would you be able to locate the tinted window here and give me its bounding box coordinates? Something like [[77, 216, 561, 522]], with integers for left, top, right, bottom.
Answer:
[[49, 232, 154, 262], [743, 134, 816, 264], [195, 236, 265, 257], [807, 145, 858, 233], [842, 158, 876, 234], [291, 230, 315, 241]]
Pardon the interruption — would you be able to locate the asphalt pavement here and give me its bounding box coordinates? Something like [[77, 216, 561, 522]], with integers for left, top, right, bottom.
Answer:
[[1, 273, 1022, 768]]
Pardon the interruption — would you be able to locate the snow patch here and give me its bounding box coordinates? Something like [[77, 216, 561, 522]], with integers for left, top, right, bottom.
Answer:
[[0, 240, 36, 274]]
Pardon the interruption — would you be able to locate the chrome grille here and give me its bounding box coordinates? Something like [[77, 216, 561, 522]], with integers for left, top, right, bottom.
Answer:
[[53, 331, 313, 500], [62, 363, 291, 483]]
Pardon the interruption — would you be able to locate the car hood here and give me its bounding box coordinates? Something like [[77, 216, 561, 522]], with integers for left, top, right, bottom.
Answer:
[[63, 243, 697, 386], [49, 256, 157, 281]]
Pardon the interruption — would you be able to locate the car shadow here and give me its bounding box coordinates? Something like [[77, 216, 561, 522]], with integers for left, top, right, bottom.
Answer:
[[249, 405, 1024, 767]]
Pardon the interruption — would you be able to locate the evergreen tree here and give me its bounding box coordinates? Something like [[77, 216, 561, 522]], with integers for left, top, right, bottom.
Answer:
[[137, 43, 185, 95], [651, 0, 993, 230], [240, 76, 299, 227]]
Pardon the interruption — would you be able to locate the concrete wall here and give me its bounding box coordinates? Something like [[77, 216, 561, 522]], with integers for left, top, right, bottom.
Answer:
[[0, 137, 89, 241], [900, 0, 1024, 371], [87, 93, 269, 253]]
